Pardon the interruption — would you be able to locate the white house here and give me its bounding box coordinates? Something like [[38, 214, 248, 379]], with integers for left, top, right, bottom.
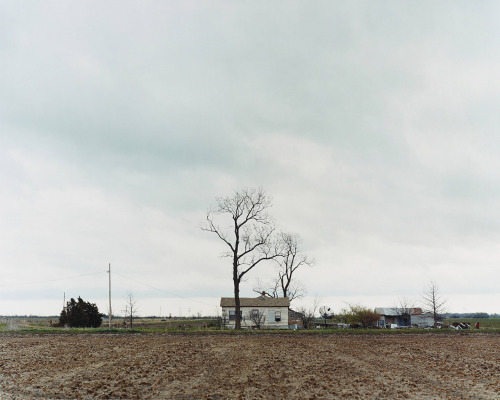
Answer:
[[220, 296, 290, 329]]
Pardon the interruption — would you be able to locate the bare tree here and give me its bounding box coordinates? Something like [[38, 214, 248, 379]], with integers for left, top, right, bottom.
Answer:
[[276, 233, 312, 301], [297, 298, 320, 329], [248, 309, 266, 329], [253, 278, 279, 298], [421, 281, 447, 325], [123, 291, 138, 329], [394, 297, 415, 327], [253, 233, 312, 302], [202, 187, 283, 329]]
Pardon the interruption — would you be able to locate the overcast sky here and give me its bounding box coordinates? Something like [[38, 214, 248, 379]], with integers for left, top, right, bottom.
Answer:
[[1, 2, 500, 317]]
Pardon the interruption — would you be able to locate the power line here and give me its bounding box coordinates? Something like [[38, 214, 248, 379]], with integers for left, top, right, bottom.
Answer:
[[0, 271, 106, 289], [113, 271, 217, 308], [2, 269, 218, 310]]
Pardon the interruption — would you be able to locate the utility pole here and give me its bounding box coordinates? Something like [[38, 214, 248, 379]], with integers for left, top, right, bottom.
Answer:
[[63, 291, 66, 311], [108, 263, 112, 329]]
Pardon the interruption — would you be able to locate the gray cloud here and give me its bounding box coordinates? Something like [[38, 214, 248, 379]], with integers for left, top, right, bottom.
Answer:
[[1, 2, 500, 315]]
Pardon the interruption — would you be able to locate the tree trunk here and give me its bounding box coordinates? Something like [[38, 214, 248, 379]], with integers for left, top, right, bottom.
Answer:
[[234, 276, 241, 329]]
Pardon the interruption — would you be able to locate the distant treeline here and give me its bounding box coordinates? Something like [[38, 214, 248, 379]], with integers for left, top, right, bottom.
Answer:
[[0, 315, 218, 320], [3, 313, 499, 320], [0, 315, 60, 319], [445, 312, 499, 319]]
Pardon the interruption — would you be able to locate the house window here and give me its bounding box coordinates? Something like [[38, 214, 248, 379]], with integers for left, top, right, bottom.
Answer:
[[229, 310, 242, 321], [275, 311, 281, 322], [251, 309, 259, 318]]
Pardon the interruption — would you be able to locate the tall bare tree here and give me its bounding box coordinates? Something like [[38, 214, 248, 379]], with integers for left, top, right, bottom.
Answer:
[[253, 233, 312, 302], [276, 233, 312, 301], [123, 291, 138, 329], [422, 281, 447, 325], [253, 278, 280, 298], [203, 187, 282, 329]]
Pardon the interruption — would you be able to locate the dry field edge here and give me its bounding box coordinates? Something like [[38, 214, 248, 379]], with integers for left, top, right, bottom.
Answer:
[[1, 326, 500, 336], [1, 331, 500, 399]]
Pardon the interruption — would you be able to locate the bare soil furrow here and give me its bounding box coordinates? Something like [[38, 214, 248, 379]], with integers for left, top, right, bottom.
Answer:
[[1, 333, 499, 399]]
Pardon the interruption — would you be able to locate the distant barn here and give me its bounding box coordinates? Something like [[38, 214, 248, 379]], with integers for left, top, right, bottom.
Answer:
[[375, 307, 434, 328]]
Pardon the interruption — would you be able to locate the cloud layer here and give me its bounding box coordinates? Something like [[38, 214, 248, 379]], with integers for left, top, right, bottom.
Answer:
[[1, 2, 500, 315]]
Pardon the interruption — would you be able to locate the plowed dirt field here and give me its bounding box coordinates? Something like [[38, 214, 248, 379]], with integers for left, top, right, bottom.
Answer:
[[1, 333, 499, 399]]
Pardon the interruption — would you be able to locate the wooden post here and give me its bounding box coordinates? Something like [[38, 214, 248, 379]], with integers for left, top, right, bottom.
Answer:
[[108, 263, 112, 329]]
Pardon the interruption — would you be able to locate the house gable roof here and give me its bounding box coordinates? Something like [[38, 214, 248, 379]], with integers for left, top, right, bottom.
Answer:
[[220, 297, 290, 307], [375, 307, 399, 316], [375, 307, 425, 316]]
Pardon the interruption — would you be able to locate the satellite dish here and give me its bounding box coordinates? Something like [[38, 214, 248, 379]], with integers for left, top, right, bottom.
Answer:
[[319, 306, 331, 319]]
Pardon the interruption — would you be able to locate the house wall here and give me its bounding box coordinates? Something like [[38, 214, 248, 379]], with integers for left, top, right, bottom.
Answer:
[[380, 314, 434, 328], [221, 306, 289, 329], [411, 314, 434, 328], [378, 315, 397, 327], [288, 310, 303, 329]]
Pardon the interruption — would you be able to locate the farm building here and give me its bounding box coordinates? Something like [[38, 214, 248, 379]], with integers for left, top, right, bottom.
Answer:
[[375, 308, 402, 328], [220, 296, 290, 329], [288, 309, 304, 329], [375, 307, 435, 328], [409, 309, 435, 327]]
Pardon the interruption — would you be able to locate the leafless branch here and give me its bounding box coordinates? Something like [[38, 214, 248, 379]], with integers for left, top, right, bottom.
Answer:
[[421, 281, 447, 324], [201, 187, 278, 329]]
